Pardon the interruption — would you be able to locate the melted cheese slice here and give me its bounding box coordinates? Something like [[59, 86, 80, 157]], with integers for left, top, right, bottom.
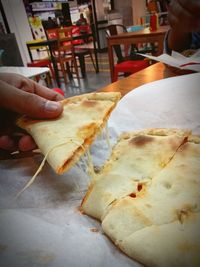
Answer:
[[17, 92, 121, 174]]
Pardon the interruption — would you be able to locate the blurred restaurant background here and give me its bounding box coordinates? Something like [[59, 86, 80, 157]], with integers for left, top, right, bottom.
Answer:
[[0, 0, 169, 96]]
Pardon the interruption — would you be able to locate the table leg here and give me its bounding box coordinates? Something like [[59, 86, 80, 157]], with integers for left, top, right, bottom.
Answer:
[[157, 35, 165, 55], [107, 39, 114, 82], [48, 46, 60, 87], [27, 45, 33, 62], [66, 63, 73, 80], [51, 56, 60, 87], [93, 38, 99, 73], [77, 54, 86, 77]]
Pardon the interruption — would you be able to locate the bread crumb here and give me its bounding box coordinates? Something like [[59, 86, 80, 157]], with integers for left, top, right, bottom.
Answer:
[[90, 228, 99, 233]]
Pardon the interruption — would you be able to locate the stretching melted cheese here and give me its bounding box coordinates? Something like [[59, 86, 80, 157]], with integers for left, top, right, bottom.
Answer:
[[16, 92, 120, 195]]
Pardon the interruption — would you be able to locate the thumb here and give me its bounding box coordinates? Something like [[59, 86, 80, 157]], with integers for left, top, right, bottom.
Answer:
[[0, 81, 63, 119]]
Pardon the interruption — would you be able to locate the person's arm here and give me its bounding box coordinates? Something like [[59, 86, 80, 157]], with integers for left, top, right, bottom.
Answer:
[[166, 0, 200, 52], [167, 30, 191, 53], [0, 73, 64, 152]]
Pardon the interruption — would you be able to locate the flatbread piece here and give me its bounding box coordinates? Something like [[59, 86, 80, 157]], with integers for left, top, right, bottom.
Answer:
[[17, 92, 121, 174], [82, 128, 200, 267]]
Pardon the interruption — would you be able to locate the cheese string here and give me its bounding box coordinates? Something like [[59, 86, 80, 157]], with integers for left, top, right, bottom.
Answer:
[[16, 124, 112, 197], [85, 149, 96, 180], [69, 140, 96, 180], [16, 139, 88, 198], [105, 123, 112, 152], [99, 123, 112, 152]]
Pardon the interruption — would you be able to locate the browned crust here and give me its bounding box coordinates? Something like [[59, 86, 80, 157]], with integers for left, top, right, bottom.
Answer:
[[119, 128, 192, 141], [61, 92, 121, 105], [81, 183, 94, 208], [56, 102, 118, 174], [187, 135, 200, 144], [17, 92, 121, 129], [120, 128, 200, 145]]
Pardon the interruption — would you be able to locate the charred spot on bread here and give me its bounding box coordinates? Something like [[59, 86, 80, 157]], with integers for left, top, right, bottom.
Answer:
[[82, 100, 98, 108], [129, 192, 136, 198], [129, 135, 154, 147], [137, 183, 143, 192]]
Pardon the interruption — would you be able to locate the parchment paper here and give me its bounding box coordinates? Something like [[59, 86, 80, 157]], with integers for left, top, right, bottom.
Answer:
[[0, 73, 200, 267], [139, 50, 200, 72]]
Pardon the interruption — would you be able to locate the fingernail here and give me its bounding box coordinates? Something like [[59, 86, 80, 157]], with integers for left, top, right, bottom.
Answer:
[[44, 101, 61, 112], [0, 135, 14, 150]]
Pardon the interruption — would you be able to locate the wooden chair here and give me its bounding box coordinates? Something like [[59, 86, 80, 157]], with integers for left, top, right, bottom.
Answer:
[[74, 44, 97, 78], [46, 27, 79, 84], [26, 39, 55, 83], [70, 25, 97, 77], [106, 24, 149, 82]]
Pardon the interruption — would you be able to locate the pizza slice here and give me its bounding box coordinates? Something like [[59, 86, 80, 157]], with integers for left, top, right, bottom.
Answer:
[[17, 92, 121, 174], [81, 128, 190, 220], [101, 134, 200, 267], [120, 212, 200, 267]]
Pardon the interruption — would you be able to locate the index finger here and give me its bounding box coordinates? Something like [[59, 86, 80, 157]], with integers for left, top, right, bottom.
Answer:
[[32, 81, 64, 101]]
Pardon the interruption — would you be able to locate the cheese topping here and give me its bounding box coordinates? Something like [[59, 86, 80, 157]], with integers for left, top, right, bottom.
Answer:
[[17, 124, 112, 196], [16, 139, 84, 197], [105, 123, 112, 153]]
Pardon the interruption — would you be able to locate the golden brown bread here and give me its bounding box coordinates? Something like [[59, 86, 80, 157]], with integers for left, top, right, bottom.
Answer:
[[82, 128, 200, 267], [17, 92, 121, 174]]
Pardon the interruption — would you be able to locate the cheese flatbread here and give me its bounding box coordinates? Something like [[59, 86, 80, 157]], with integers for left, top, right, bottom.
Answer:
[[81, 128, 189, 220], [17, 92, 121, 174], [82, 128, 200, 267]]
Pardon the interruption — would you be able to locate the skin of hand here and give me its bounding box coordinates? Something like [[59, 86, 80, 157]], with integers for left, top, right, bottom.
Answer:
[[0, 73, 64, 153], [167, 0, 200, 52]]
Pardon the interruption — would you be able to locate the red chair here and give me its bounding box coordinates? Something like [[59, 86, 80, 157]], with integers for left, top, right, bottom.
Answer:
[[72, 25, 96, 77], [71, 26, 84, 45], [113, 60, 149, 82], [26, 39, 55, 81], [27, 59, 55, 80], [46, 27, 79, 85], [52, 88, 65, 96], [106, 24, 149, 82]]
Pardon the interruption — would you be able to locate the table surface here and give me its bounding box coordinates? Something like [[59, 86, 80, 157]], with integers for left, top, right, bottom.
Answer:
[[109, 25, 169, 40], [99, 62, 176, 97], [107, 26, 169, 82], [0, 66, 50, 78]]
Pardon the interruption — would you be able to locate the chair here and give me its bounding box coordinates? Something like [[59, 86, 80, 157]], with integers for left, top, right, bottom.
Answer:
[[46, 27, 79, 84], [106, 24, 149, 82], [74, 43, 97, 78], [72, 25, 97, 77], [26, 39, 55, 82]]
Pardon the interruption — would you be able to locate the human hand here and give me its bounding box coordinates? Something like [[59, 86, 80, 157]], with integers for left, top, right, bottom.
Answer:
[[0, 73, 64, 153], [168, 0, 200, 33]]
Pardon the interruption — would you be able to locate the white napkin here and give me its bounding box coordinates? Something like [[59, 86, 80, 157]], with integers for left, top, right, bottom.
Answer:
[[139, 49, 200, 72]]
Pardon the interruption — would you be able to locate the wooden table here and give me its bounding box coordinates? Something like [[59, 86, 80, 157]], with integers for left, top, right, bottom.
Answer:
[[107, 25, 169, 82], [0, 66, 50, 79], [99, 62, 176, 97]]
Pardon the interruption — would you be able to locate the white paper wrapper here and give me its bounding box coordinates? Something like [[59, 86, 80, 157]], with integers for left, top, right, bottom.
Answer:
[[108, 72, 200, 135], [139, 49, 200, 72], [0, 73, 200, 267]]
